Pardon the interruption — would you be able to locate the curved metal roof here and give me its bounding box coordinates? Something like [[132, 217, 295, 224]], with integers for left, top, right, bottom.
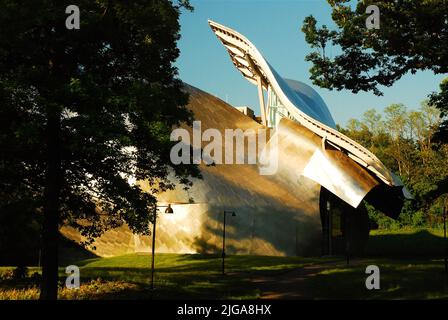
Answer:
[[208, 19, 402, 189]]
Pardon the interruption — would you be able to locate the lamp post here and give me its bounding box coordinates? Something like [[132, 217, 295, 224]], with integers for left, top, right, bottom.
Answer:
[[150, 203, 173, 290], [345, 213, 351, 265], [345, 212, 350, 266], [327, 200, 332, 256], [222, 210, 236, 275]]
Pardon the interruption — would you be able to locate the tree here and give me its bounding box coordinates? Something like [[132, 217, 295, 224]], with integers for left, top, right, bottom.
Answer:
[[342, 102, 446, 227], [429, 78, 448, 143], [302, 0, 448, 200], [0, 0, 199, 300], [362, 109, 383, 136], [301, 0, 448, 95], [0, 189, 42, 266], [427, 79, 448, 201]]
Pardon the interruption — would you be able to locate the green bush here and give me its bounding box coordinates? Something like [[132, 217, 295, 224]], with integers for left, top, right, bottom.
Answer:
[[0, 269, 14, 280], [365, 198, 445, 230], [0, 279, 138, 300], [12, 266, 29, 280], [411, 211, 426, 227], [366, 202, 401, 230]]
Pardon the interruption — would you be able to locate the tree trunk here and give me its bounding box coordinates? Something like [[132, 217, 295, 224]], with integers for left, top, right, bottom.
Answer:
[[39, 111, 61, 300]]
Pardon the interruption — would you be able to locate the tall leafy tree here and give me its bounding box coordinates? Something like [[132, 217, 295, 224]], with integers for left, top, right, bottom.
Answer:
[[428, 80, 448, 199], [0, 0, 199, 300], [301, 0, 448, 199], [343, 102, 447, 227], [301, 0, 448, 95], [430, 78, 448, 143]]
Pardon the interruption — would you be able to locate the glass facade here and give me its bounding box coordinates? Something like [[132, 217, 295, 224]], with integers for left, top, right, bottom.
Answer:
[[267, 86, 291, 128]]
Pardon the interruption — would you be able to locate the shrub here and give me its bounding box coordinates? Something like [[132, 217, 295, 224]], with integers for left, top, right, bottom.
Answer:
[[411, 211, 426, 227], [0, 269, 14, 280], [12, 266, 29, 280], [0, 279, 138, 300]]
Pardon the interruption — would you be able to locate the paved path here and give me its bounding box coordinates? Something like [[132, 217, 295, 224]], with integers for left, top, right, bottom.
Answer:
[[250, 259, 361, 299]]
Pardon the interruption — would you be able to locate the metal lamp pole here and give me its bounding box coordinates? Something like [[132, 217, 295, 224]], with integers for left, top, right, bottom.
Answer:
[[150, 204, 173, 290], [150, 206, 157, 290], [327, 201, 332, 256], [222, 210, 236, 275], [345, 212, 350, 266]]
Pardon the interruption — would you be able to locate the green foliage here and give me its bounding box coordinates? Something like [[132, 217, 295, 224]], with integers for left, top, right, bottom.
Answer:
[[343, 102, 447, 229], [366, 202, 400, 230], [302, 0, 448, 96], [0, 191, 41, 265], [11, 266, 29, 280], [0, 0, 199, 241], [302, 0, 448, 202], [429, 78, 448, 143], [0, 279, 139, 300], [0, 0, 198, 299]]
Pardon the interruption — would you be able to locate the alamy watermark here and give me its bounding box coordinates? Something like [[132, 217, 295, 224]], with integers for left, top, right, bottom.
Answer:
[[65, 5, 80, 30], [65, 265, 80, 289], [366, 5, 380, 30], [365, 265, 380, 290]]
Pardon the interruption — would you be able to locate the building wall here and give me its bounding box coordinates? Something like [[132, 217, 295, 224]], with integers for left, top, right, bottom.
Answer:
[[61, 84, 323, 257]]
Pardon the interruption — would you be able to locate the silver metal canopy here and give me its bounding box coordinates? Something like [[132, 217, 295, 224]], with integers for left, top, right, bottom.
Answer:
[[209, 19, 411, 213]]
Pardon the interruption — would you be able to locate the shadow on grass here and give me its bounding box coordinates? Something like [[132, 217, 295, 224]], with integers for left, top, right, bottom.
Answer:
[[301, 258, 448, 299], [59, 236, 99, 266], [75, 267, 258, 299], [7, 228, 446, 299], [365, 229, 447, 259], [71, 255, 329, 299]]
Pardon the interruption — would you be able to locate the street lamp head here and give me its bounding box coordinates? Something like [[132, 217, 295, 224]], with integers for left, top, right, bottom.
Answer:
[[224, 210, 236, 217], [164, 204, 174, 214]]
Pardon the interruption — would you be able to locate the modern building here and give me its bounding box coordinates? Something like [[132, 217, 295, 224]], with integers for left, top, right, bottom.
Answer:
[[63, 21, 410, 257]]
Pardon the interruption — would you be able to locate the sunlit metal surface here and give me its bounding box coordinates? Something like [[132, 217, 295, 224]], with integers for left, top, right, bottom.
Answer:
[[62, 21, 411, 257], [208, 19, 411, 207], [261, 118, 379, 208], [62, 85, 323, 257]]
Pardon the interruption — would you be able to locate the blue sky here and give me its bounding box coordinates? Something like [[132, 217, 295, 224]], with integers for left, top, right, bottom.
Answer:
[[175, 0, 446, 126]]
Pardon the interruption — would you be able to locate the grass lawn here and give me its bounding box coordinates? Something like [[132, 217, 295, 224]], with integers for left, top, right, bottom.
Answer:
[[1, 228, 447, 300], [74, 254, 328, 299], [365, 228, 447, 258], [302, 258, 448, 299], [0, 254, 326, 299]]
